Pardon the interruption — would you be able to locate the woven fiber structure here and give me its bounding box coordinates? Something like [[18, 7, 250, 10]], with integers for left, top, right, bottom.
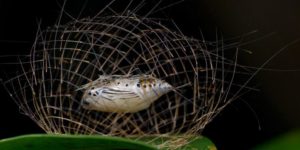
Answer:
[[2, 1, 250, 148]]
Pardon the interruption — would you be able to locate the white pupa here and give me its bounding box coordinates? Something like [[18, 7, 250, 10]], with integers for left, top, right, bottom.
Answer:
[[77, 74, 173, 113]]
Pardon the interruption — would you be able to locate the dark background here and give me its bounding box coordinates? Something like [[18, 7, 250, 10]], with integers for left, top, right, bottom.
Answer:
[[1, 0, 300, 149]]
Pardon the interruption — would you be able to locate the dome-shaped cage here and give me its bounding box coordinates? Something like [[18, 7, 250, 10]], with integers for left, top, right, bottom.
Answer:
[[1, 1, 251, 148]]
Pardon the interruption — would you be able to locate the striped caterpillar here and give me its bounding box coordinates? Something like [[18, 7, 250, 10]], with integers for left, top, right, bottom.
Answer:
[[77, 75, 173, 113]]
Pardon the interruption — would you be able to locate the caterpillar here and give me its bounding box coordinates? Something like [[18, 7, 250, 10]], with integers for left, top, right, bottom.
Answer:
[[77, 74, 173, 113]]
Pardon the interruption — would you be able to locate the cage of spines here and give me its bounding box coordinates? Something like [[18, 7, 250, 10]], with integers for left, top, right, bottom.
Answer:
[[2, 1, 249, 148]]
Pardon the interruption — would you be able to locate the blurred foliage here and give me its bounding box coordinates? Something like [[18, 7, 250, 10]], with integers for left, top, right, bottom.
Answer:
[[255, 130, 300, 150]]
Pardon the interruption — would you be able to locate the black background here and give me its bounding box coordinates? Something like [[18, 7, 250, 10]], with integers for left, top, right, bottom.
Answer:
[[1, 0, 300, 149]]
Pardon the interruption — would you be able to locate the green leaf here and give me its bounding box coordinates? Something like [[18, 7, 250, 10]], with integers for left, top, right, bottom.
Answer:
[[131, 135, 216, 150], [0, 134, 216, 150], [0, 134, 156, 150]]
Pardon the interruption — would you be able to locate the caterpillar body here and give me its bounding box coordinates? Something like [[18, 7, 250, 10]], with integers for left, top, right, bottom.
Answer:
[[78, 74, 173, 113]]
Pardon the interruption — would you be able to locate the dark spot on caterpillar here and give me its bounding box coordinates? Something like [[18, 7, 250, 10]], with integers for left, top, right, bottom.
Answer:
[[103, 79, 110, 84], [95, 91, 99, 95], [117, 82, 120, 84], [93, 93, 97, 96], [88, 92, 92, 95], [153, 83, 156, 86], [149, 84, 152, 87], [137, 83, 140, 87], [82, 101, 89, 106], [143, 85, 147, 88], [91, 87, 95, 90], [126, 84, 128, 87]]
